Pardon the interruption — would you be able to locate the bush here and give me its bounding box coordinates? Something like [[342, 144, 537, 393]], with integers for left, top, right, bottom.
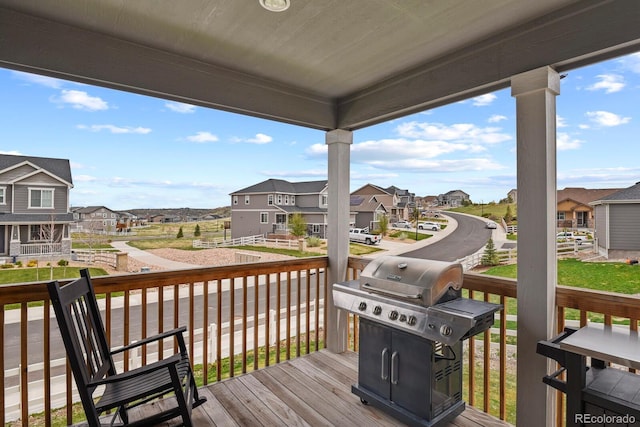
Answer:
[[27, 259, 38, 267], [306, 236, 322, 247], [176, 227, 184, 239], [15, 261, 22, 267], [58, 259, 69, 266], [1, 263, 15, 269]]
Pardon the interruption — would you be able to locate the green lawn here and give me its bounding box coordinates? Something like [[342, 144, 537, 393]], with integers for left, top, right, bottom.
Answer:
[[0, 266, 108, 286], [483, 258, 640, 294]]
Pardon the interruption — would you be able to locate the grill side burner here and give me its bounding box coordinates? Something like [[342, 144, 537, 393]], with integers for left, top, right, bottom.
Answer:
[[332, 256, 502, 427]]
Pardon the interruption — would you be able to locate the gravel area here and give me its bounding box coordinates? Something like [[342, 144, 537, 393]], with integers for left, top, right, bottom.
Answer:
[[119, 248, 295, 273]]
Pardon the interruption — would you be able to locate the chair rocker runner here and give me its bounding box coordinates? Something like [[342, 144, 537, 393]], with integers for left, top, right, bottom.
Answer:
[[47, 269, 206, 426]]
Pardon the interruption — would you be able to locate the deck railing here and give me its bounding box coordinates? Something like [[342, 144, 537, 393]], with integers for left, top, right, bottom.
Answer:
[[0, 257, 328, 426], [2, 256, 639, 426], [19, 242, 63, 256]]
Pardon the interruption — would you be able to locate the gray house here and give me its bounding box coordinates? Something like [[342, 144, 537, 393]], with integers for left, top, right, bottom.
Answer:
[[438, 189, 470, 207], [72, 206, 119, 233], [591, 182, 640, 260], [350, 194, 387, 230], [230, 179, 329, 239], [0, 154, 74, 262]]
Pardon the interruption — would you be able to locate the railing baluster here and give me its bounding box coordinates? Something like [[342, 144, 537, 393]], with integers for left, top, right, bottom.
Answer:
[[21, 303, 28, 423], [276, 272, 281, 364], [305, 268, 311, 355], [468, 290, 475, 407], [254, 274, 259, 371], [296, 269, 301, 358], [1, 304, 5, 425], [265, 273, 271, 367], [216, 279, 222, 381], [499, 296, 506, 421], [242, 276, 247, 374], [158, 286, 164, 360], [44, 300, 51, 427], [286, 270, 291, 360], [189, 282, 195, 369], [142, 288, 147, 366], [483, 292, 490, 414], [123, 290, 130, 371], [203, 280, 209, 384], [229, 277, 235, 377]]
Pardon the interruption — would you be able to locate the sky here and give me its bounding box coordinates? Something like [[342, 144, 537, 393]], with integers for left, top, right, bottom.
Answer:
[[1, 51, 639, 210]]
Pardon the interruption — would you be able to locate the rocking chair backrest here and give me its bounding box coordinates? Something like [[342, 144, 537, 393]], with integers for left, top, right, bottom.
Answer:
[[48, 269, 115, 399]]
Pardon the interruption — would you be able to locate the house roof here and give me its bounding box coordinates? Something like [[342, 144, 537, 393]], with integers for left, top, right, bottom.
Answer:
[[591, 182, 640, 204], [3, 1, 637, 131], [557, 187, 621, 206], [232, 179, 328, 195], [73, 205, 115, 214], [0, 154, 73, 185], [350, 195, 386, 214]]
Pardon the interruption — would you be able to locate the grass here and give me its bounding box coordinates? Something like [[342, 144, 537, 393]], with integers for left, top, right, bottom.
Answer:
[[449, 202, 516, 222], [388, 230, 433, 241]]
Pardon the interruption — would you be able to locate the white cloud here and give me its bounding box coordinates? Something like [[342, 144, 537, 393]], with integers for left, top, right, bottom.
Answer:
[[557, 133, 583, 150], [585, 111, 631, 127], [556, 115, 568, 128], [76, 124, 151, 134], [52, 90, 109, 111], [11, 71, 65, 89], [261, 169, 326, 178], [471, 93, 497, 106], [165, 101, 196, 113], [247, 133, 273, 144], [618, 52, 640, 74], [488, 115, 507, 123], [73, 174, 97, 182], [396, 121, 510, 144], [364, 157, 504, 172], [587, 74, 625, 93], [0, 150, 22, 155], [186, 131, 219, 143]]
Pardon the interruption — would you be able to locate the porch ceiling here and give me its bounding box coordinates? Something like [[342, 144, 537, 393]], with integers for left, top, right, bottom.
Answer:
[[1, 0, 639, 130]]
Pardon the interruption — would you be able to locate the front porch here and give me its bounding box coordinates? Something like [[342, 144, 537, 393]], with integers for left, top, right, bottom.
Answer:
[[124, 350, 509, 427]]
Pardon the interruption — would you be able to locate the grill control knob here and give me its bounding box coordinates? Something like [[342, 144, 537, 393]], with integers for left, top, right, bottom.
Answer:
[[440, 325, 453, 337], [388, 310, 399, 320], [373, 305, 382, 315], [408, 316, 418, 326], [399, 314, 407, 322], [358, 301, 367, 311]]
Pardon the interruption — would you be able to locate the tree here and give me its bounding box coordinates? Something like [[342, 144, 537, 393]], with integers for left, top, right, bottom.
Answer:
[[378, 215, 389, 236], [481, 238, 500, 266], [194, 224, 201, 237], [288, 213, 307, 238], [505, 205, 513, 223], [176, 227, 184, 239]]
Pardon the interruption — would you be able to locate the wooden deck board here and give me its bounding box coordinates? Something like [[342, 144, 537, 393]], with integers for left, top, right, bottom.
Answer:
[[79, 350, 512, 427]]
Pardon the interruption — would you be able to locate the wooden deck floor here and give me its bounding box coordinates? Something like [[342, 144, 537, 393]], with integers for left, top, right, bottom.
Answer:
[[129, 350, 511, 426]]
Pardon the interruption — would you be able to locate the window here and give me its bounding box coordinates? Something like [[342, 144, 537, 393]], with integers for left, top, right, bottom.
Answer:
[[260, 212, 268, 223], [245, 195, 250, 205], [268, 194, 274, 205], [277, 194, 283, 205], [0, 187, 5, 204], [321, 195, 328, 206], [233, 195, 238, 205], [29, 188, 54, 208], [291, 195, 295, 205], [285, 195, 289, 205], [312, 224, 320, 233], [275, 213, 286, 223], [103, 212, 107, 218], [557, 212, 565, 221]]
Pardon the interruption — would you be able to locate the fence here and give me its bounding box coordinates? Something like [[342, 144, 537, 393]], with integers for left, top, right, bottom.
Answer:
[[193, 235, 304, 250], [72, 249, 118, 267]]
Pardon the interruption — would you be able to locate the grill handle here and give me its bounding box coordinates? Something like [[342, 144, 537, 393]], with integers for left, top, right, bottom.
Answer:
[[391, 351, 399, 385], [362, 283, 421, 300], [381, 348, 389, 380]]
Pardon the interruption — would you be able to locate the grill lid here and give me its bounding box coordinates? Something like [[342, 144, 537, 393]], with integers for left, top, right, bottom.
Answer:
[[359, 256, 462, 307]]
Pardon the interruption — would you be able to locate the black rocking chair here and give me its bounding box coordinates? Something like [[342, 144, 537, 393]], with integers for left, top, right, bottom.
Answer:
[[48, 269, 206, 426]]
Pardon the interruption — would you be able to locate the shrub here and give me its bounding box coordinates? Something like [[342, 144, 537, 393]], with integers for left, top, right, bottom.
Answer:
[[176, 227, 184, 238], [27, 259, 38, 267], [1, 263, 15, 269], [58, 259, 69, 266], [15, 261, 22, 267], [306, 236, 322, 247]]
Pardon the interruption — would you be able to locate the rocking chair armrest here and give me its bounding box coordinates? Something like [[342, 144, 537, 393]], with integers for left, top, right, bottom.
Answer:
[[88, 353, 183, 387], [110, 327, 188, 355]]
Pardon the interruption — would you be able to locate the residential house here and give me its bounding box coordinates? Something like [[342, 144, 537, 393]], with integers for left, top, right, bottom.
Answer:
[[349, 194, 386, 230], [0, 154, 74, 261], [590, 182, 640, 260], [351, 184, 413, 223], [72, 206, 118, 233], [230, 179, 328, 239], [507, 189, 518, 204], [556, 187, 620, 229], [438, 190, 470, 207]]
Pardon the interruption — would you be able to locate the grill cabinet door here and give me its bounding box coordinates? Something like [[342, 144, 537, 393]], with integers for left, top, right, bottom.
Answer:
[[358, 319, 392, 399], [390, 328, 433, 419]]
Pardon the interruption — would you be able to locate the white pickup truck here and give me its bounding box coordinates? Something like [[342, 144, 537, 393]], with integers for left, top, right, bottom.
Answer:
[[349, 228, 382, 245]]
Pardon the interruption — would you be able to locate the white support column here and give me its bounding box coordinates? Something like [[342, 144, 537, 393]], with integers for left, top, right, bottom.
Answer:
[[511, 66, 560, 427], [326, 129, 352, 353]]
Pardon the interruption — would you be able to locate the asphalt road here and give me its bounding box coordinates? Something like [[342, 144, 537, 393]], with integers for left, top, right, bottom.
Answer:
[[399, 212, 492, 261]]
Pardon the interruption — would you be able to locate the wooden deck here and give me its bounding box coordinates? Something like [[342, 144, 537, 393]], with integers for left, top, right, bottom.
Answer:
[[134, 350, 511, 427]]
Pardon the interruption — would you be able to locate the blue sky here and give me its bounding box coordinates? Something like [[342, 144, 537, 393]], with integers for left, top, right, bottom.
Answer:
[[1, 52, 639, 210]]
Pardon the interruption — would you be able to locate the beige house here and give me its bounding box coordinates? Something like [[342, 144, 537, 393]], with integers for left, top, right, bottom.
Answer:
[[556, 187, 620, 229]]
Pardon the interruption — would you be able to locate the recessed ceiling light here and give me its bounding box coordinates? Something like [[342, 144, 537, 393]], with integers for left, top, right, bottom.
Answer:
[[259, 0, 290, 12]]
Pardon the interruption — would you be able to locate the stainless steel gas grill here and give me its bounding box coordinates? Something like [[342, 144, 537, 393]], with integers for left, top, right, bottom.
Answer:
[[333, 256, 501, 427]]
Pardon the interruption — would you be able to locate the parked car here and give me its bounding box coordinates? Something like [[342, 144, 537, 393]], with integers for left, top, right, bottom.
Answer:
[[556, 231, 587, 244], [486, 221, 498, 229], [393, 220, 412, 229], [349, 228, 382, 245], [418, 221, 440, 231]]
